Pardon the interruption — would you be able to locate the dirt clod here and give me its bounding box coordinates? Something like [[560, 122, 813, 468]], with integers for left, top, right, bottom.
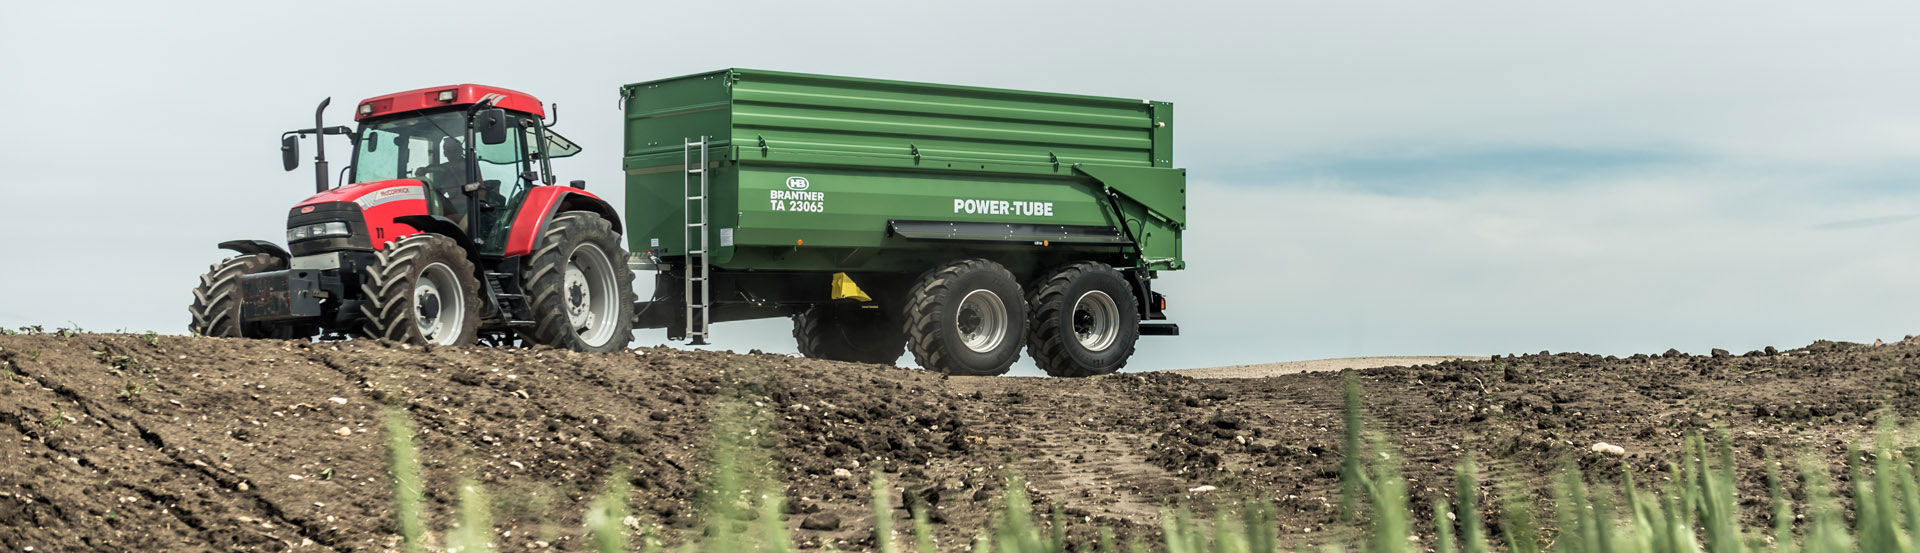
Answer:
[[800, 512, 842, 531]]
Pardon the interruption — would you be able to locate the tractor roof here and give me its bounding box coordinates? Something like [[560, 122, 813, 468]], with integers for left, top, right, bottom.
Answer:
[[354, 84, 545, 122]]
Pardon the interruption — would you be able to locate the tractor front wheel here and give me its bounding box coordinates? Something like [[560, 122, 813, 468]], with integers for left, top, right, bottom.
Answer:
[[189, 253, 295, 339], [359, 234, 483, 346], [518, 212, 637, 353]]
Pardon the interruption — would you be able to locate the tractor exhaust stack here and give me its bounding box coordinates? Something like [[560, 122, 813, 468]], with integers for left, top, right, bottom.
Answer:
[[311, 98, 331, 194]]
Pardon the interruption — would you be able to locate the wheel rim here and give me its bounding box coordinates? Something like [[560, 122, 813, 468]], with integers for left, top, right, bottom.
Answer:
[[413, 262, 464, 345], [1071, 290, 1120, 352], [955, 289, 1007, 353], [564, 242, 619, 348]]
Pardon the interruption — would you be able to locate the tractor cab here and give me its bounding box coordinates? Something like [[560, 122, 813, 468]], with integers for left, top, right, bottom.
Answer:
[[343, 85, 581, 255]]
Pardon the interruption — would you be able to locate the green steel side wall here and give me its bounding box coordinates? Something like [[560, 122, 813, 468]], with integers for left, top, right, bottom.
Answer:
[[725, 69, 1164, 169], [620, 69, 1185, 273]]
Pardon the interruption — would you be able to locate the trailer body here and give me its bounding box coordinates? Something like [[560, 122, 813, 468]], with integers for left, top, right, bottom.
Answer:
[[618, 69, 1185, 275]]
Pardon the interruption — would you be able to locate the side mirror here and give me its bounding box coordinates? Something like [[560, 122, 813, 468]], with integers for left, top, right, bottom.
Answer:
[[475, 108, 508, 145], [281, 135, 300, 171]]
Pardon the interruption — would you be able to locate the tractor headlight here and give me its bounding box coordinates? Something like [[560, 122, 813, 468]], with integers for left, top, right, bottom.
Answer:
[[287, 221, 351, 242]]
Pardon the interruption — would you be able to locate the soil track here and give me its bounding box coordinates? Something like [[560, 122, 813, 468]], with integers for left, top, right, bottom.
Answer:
[[3, 334, 1918, 552], [1179, 356, 1476, 379]]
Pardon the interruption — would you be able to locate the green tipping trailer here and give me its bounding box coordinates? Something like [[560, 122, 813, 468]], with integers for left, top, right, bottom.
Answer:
[[620, 69, 1184, 377]]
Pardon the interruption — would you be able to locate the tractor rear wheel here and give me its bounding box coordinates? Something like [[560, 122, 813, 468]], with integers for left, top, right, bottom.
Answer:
[[904, 259, 1026, 376], [793, 303, 905, 364], [188, 253, 294, 338], [359, 234, 483, 346], [1024, 262, 1140, 377], [518, 212, 637, 352]]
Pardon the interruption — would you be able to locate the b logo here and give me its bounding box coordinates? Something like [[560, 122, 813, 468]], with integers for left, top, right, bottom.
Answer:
[[785, 176, 810, 191]]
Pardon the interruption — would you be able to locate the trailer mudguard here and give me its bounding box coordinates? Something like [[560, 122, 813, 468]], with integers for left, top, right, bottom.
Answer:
[[502, 186, 622, 257], [1072, 164, 1186, 271], [1071, 164, 1187, 227]]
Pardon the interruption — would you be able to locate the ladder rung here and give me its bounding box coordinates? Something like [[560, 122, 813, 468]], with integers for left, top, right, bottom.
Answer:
[[683, 136, 713, 347]]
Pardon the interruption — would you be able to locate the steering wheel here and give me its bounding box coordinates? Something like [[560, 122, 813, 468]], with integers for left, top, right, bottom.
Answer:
[[414, 166, 468, 220]]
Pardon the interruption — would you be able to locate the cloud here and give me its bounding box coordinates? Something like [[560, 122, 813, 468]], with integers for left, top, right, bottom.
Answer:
[[1211, 147, 1699, 197], [1813, 214, 1920, 230], [1127, 165, 1920, 370]]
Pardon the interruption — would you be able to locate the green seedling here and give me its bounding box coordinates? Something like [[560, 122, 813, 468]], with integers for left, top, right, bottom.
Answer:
[[42, 403, 65, 429]]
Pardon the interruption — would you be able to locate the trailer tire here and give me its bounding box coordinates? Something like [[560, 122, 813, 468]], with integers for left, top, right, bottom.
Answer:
[[904, 259, 1026, 376], [359, 234, 482, 346], [1025, 262, 1139, 377], [188, 254, 297, 339], [794, 303, 906, 364], [518, 212, 637, 352]]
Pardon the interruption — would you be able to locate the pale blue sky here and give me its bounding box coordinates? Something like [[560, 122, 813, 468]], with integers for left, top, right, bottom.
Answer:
[[3, 1, 1918, 375]]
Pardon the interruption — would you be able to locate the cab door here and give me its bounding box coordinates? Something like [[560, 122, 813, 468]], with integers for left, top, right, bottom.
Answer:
[[471, 119, 534, 256]]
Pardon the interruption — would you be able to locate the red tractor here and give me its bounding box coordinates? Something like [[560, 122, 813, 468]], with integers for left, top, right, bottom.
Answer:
[[190, 85, 637, 351]]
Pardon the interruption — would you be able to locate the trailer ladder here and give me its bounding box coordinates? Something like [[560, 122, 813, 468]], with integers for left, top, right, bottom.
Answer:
[[682, 136, 712, 345]]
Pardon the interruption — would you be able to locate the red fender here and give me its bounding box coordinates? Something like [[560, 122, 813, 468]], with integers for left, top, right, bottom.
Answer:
[[503, 186, 621, 257]]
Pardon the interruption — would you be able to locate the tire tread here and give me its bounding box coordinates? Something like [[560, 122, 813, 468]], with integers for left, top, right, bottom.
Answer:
[[904, 259, 1022, 376], [794, 304, 904, 364], [517, 212, 637, 352], [1025, 262, 1138, 377], [187, 254, 284, 338], [358, 234, 482, 345]]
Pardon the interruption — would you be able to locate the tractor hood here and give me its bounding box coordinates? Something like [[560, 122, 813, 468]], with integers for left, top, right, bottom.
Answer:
[[295, 179, 428, 209], [287, 179, 432, 254]]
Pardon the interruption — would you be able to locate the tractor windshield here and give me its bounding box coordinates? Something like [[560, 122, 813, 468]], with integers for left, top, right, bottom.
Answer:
[[351, 109, 542, 255], [350, 111, 472, 186]]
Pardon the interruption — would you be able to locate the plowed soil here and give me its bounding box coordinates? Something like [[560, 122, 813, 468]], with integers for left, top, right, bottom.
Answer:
[[3, 334, 1917, 552]]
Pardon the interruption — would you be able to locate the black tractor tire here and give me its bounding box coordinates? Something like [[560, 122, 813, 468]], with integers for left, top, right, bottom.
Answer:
[[793, 303, 906, 364], [517, 212, 637, 353], [188, 254, 296, 339], [1025, 262, 1140, 377], [359, 234, 483, 346], [903, 259, 1026, 376]]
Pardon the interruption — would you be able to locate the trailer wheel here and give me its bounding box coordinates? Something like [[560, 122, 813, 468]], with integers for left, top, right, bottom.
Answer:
[[794, 303, 905, 364], [188, 254, 297, 339], [904, 259, 1026, 376], [359, 234, 482, 346], [1025, 262, 1139, 377], [518, 212, 637, 353]]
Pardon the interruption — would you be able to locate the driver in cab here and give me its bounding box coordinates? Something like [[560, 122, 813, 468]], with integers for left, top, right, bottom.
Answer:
[[416, 137, 471, 223]]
